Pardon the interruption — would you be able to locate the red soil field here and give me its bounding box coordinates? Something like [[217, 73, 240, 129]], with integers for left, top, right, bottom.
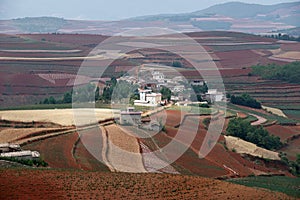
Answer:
[[23, 132, 80, 169], [0, 169, 292, 200], [214, 50, 261, 69], [161, 110, 289, 177], [73, 136, 110, 171], [281, 43, 300, 51], [21, 34, 108, 48], [266, 125, 300, 141], [187, 31, 276, 43], [280, 137, 300, 161]]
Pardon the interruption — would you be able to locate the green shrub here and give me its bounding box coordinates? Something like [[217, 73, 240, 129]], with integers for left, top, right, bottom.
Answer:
[[227, 118, 282, 150]]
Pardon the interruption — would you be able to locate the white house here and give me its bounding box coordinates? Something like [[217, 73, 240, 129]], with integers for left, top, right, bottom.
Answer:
[[191, 80, 205, 86], [120, 107, 142, 125], [152, 71, 165, 83], [206, 89, 225, 102], [134, 89, 162, 107]]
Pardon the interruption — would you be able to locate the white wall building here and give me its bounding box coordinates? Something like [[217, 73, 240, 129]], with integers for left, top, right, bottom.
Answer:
[[134, 89, 162, 107], [206, 89, 225, 102], [120, 107, 142, 125], [152, 71, 165, 83]]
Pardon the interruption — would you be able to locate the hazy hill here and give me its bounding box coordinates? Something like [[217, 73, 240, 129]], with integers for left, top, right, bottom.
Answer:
[[0, 2, 299, 35], [194, 1, 300, 19]]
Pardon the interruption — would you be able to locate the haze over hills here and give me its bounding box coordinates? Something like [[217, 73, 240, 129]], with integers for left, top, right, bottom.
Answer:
[[0, 1, 299, 35]]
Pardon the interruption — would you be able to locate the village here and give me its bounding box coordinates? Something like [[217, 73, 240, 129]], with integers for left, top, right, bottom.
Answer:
[[113, 66, 226, 127]]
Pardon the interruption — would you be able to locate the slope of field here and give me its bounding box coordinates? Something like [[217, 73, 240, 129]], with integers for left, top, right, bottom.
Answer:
[[0, 169, 293, 200], [266, 125, 300, 141], [140, 110, 288, 178], [0, 109, 116, 126], [1, 32, 299, 109], [262, 105, 287, 118], [23, 132, 80, 169], [0, 127, 70, 143], [104, 124, 146, 173], [224, 136, 280, 160], [228, 176, 300, 198]]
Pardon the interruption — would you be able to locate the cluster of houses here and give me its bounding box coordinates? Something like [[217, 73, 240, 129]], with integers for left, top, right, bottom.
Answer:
[[98, 65, 226, 126], [0, 143, 40, 160], [118, 69, 225, 105]]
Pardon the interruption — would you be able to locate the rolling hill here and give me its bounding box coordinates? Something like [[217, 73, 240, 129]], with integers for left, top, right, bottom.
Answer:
[[0, 2, 299, 35]]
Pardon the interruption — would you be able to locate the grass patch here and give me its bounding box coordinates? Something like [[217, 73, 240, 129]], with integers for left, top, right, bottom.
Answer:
[[211, 44, 280, 52], [227, 176, 300, 198], [0, 103, 72, 110], [242, 115, 258, 123], [168, 106, 214, 115], [0, 102, 115, 111], [227, 103, 298, 125], [225, 109, 237, 118]]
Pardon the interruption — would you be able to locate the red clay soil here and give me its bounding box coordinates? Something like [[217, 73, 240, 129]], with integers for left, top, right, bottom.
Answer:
[[237, 112, 248, 118], [21, 34, 108, 48], [162, 110, 290, 178], [280, 137, 300, 161], [281, 42, 300, 51], [0, 169, 292, 200], [214, 50, 261, 69], [266, 125, 300, 141], [23, 132, 80, 169], [73, 137, 110, 171]]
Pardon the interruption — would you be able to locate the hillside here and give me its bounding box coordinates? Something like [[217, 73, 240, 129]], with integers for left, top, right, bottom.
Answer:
[[194, 1, 300, 21], [0, 2, 299, 35], [0, 169, 294, 199]]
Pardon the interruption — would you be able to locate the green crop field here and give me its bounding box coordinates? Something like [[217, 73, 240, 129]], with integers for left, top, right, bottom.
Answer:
[[228, 176, 300, 198], [227, 103, 298, 124]]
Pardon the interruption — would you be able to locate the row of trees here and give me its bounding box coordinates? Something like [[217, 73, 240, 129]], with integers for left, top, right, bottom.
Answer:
[[229, 93, 262, 109], [227, 118, 283, 150], [251, 62, 300, 84], [40, 92, 72, 104], [279, 152, 300, 177], [264, 33, 300, 42], [0, 157, 48, 167]]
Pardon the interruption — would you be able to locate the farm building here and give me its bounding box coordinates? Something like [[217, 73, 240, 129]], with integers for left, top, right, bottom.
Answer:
[[120, 107, 142, 125], [0, 150, 40, 160], [134, 89, 162, 107], [191, 80, 205, 86], [0, 143, 21, 153], [205, 89, 225, 102]]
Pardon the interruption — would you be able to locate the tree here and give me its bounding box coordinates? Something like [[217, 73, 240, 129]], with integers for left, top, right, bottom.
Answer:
[[43, 98, 49, 104], [95, 87, 100, 101], [230, 93, 261, 109], [63, 92, 72, 103], [227, 118, 282, 150], [160, 87, 172, 101], [48, 96, 56, 104], [172, 61, 183, 68]]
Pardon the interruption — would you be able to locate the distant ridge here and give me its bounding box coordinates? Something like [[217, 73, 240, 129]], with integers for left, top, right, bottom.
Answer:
[[0, 1, 299, 35]]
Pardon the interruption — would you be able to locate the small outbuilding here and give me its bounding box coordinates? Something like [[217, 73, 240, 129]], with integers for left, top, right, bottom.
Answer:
[[120, 107, 142, 125]]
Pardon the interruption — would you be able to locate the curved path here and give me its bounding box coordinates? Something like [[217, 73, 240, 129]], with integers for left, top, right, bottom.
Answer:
[[250, 114, 267, 126]]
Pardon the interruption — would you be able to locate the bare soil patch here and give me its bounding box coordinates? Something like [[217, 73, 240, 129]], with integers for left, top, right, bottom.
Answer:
[[0, 169, 293, 199]]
